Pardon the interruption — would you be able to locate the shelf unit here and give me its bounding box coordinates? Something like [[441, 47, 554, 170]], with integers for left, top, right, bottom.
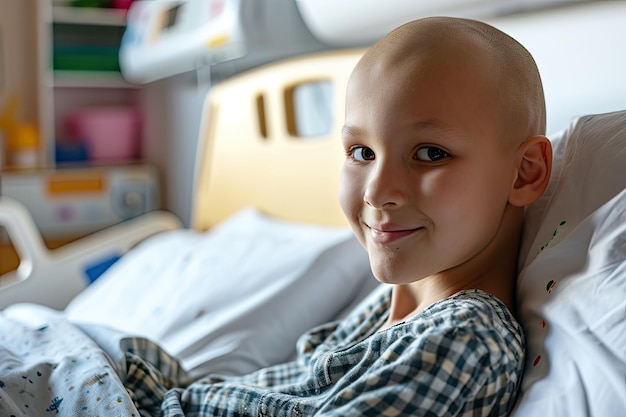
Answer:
[[0, 1, 148, 170], [0, 1, 163, 245], [52, 4, 128, 26], [49, 4, 147, 166]]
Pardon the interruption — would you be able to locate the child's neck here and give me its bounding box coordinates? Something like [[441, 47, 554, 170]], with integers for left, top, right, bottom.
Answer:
[[381, 275, 516, 331], [381, 206, 522, 330]]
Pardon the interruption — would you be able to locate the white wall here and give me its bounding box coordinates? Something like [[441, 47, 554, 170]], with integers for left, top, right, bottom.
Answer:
[[487, 1, 626, 135]]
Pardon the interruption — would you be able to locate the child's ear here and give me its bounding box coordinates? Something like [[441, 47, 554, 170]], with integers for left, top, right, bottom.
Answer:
[[509, 135, 552, 207]]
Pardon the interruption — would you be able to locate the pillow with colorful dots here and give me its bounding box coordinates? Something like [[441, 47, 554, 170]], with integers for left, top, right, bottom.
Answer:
[[511, 110, 626, 416]]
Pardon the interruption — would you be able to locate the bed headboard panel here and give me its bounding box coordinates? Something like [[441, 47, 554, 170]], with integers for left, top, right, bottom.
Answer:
[[192, 49, 365, 231]]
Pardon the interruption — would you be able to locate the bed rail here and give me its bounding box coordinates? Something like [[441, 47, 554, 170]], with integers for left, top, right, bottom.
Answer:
[[0, 196, 182, 310]]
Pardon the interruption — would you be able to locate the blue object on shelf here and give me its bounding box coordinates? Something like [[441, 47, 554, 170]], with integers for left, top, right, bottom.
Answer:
[[55, 142, 89, 163]]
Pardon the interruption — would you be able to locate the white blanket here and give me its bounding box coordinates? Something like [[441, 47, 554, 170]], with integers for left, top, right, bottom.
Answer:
[[0, 304, 143, 415]]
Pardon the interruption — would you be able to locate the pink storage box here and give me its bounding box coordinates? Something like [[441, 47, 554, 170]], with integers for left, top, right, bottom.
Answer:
[[66, 106, 142, 161], [111, 0, 135, 10]]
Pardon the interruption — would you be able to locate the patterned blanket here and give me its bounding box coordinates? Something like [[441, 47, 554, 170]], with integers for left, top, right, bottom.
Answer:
[[0, 303, 177, 416]]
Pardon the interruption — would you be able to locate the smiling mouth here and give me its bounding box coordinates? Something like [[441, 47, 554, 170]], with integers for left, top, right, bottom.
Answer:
[[368, 226, 424, 244]]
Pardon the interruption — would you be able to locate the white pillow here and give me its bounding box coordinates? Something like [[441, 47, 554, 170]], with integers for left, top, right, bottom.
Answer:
[[512, 111, 626, 416], [65, 207, 378, 378]]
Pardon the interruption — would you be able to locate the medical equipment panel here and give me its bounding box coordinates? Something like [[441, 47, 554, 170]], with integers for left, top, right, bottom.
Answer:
[[0, 165, 159, 239], [119, 0, 246, 83]]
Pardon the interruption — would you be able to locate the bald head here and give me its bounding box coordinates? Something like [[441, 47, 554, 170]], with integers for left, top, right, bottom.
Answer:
[[351, 17, 546, 145]]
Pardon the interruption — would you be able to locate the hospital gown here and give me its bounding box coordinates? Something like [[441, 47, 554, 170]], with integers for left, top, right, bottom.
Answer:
[[123, 287, 525, 416]]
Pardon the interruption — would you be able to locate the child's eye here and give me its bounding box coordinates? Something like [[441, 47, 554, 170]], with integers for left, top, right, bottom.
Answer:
[[415, 146, 450, 162], [350, 146, 375, 161]]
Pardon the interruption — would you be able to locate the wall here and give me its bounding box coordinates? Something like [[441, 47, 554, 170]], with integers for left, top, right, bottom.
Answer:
[[487, 2, 626, 134]]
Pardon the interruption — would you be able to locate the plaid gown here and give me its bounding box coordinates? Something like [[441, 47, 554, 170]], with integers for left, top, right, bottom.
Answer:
[[122, 286, 524, 417]]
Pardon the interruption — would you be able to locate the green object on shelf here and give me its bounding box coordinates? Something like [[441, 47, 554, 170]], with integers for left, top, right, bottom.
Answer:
[[53, 45, 120, 72], [70, 0, 111, 7]]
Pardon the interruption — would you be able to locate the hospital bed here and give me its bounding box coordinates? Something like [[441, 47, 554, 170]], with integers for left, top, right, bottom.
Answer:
[[1, 46, 625, 415]]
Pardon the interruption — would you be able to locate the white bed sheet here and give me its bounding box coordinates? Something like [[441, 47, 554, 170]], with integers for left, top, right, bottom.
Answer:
[[64, 208, 380, 378]]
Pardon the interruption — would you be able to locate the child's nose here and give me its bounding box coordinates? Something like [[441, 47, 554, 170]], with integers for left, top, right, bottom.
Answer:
[[364, 161, 407, 209]]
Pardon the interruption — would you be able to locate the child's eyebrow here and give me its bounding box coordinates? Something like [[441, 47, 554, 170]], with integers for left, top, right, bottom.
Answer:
[[340, 125, 365, 146], [341, 120, 467, 142], [412, 119, 452, 133], [341, 125, 361, 138]]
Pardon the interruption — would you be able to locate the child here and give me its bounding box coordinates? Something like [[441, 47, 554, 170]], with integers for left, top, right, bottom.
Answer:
[[125, 16, 552, 416]]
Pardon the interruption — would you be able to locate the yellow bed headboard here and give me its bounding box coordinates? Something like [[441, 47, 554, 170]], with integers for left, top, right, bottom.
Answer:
[[191, 49, 366, 231]]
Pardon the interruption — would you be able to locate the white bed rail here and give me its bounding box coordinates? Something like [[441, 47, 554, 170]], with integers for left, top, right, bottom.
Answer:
[[0, 196, 182, 311]]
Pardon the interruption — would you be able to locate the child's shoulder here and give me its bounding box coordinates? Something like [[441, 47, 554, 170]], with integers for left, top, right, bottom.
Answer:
[[409, 290, 523, 340], [392, 289, 525, 364], [421, 289, 520, 330]]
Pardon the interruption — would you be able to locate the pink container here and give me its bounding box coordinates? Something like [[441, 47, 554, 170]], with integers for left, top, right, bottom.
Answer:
[[66, 106, 142, 162], [111, 0, 135, 10]]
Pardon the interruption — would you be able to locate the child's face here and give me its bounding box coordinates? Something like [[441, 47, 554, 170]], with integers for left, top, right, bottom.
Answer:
[[339, 47, 520, 285]]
